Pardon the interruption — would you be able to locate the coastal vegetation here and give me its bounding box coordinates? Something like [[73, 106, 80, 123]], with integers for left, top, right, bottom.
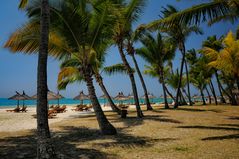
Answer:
[[1, 0, 239, 158]]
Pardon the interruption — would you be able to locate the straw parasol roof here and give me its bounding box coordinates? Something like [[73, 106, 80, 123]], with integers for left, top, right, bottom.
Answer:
[[8, 91, 31, 108], [141, 93, 156, 99], [9, 91, 31, 100], [73, 91, 89, 104], [127, 93, 134, 99], [114, 92, 128, 101], [31, 90, 64, 100], [73, 91, 89, 100], [99, 94, 111, 99]]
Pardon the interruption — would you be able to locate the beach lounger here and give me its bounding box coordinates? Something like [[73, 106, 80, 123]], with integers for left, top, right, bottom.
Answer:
[[54, 105, 67, 113], [71, 104, 87, 111], [20, 106, 27, 112], [6, 107, 20, 112], [32, 109, 57, 119]]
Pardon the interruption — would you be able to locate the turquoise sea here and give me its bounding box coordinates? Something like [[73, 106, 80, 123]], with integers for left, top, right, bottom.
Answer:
[[0, 98, 167, 107]]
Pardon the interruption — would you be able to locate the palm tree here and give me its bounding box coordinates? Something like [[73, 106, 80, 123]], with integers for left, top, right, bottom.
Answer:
[[126, 37, 153, 110], [166, 69, 187, 105], [18, 0, 56, 157], [5, 0, 117, 134], [147, 0, 239, 27], [202, 35, 226, 103], [111, 0, 145, 117], [191, 72, 207, 105], [58, 58, 121, 114], [203, 31, 239, 105], [136, 31, 176, 109], [151, 5, 203, 108]]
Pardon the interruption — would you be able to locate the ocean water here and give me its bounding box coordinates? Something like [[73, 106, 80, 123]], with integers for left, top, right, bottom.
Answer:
[[0, 98, 167, 107]]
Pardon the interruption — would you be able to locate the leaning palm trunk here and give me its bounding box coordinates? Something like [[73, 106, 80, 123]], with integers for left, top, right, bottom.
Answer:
[[165, 86, 175, 101], [84, 68, 117, 135], [37, 0, 55, 158], [205, 87, 211, 104], [227, 83, 238, 106], [159, 69, 169, 109], [185, 60, 193, 105], [200, 88, 206, 105], [94, 73, 121, 114], [174, 43, 186, 108], [215, 71, 226, 103], [117, 43, 143, 118], [180, 89, 188, 105], [131, 53, 153, 110], [209, 80, 218, 105]]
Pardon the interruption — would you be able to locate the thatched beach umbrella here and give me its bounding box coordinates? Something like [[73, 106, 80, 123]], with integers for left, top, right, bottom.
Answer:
[[141, 93, 156, 99], [73, 91, 89, 105], [8, 91, 31, 108], [127, 93, 134, 104], [21, 91, 31, 106], [141, 93, 156, 103], [32, 90, 64, 106], [99, 94, 110, 106], [114, 92, 128, 104]]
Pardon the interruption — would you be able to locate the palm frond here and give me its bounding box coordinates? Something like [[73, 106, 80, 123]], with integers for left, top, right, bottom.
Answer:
[[103, 63, 132, 75]]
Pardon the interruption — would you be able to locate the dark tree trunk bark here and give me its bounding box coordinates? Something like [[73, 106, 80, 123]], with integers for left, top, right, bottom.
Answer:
[[174, 43, 186, 108], [205, 86, 211, 104], [215, 71, 226, 103], [180, 89, 187, 105], [209, 80, 218, 105], [159, 69, 169, 109], [227, 82, 238, 106], [37, 0, 55, 158], [165, 86, 175, 101], [131, 54, 153, 110], [117, 43, 143, 118], [84, 69, 117, 135], [236, 78, 239, 90], [200, 88, 206, 105], [185, 60, 193, 105], [95, 73, 121, 114]]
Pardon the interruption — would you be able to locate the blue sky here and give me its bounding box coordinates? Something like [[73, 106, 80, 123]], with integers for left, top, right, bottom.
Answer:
[[0, 0, 237, 98]]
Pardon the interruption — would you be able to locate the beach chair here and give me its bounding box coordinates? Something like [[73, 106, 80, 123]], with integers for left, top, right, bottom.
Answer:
[[55, 105, 67, 113], [71, 104, 85, 111], [20, 106, 27, 112], [6, 107, 20, 112]]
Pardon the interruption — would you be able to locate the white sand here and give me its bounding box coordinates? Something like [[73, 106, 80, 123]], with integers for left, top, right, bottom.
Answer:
[[0, 104, 113, 132]]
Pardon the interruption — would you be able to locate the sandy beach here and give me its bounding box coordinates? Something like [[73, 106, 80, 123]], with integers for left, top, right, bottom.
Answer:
[[0, 104, 114, 132]]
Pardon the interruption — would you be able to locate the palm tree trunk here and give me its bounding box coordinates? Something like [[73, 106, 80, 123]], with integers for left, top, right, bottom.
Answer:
[[165, 86, 175, 101], [159, 70, 169, 109], [131, 54, 153, 110], [236, 78, 239, 90], [185, 60, 193, 105], [37, 0, 55, 158], [205, 86, 211, 104], [117, 43, 143, 118], [174, 43, 186, 108], [200, 88, 206, 105], [84, 69, 117, 135], [95, 73, 121, 114], [227, 82, 238, 106], [209, 80, 218, 105], [180, 89, 187, 105], [215, 71, 226, 103]]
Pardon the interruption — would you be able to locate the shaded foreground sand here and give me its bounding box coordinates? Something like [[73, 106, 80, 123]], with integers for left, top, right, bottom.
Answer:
[[0, 105, 239, 159]]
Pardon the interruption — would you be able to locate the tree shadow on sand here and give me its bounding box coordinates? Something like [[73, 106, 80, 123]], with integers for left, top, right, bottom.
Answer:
[[177, 125, 239, 141], [111, 114, 182, 127], [0, 129, 109, 159], [176, 108, 224, 113], [0, 126, 178, 159]]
